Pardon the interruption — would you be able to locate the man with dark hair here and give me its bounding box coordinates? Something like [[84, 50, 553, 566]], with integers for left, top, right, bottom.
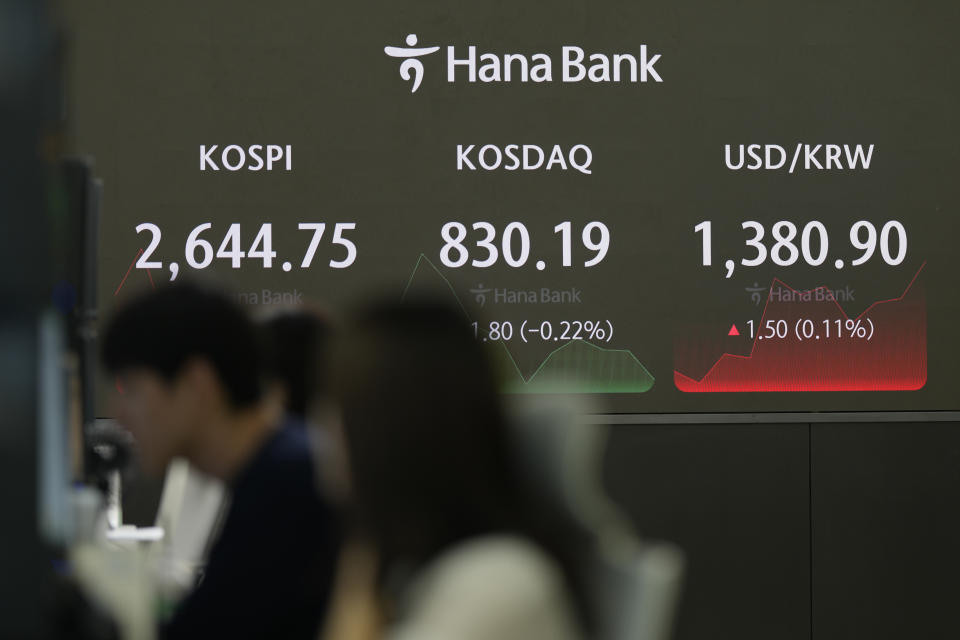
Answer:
[[102, 282, 339, 639]]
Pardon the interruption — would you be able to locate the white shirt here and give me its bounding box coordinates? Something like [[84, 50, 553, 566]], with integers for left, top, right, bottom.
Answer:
[[389, 535, 583, 640]]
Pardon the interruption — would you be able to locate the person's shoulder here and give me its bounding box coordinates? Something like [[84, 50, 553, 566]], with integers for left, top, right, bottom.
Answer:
[[421, 536, 563, 598], [256, 417, 316, 471], [390, 535, 583, 640], [269, 416, 310, 460], [236, 417, 321, 506]]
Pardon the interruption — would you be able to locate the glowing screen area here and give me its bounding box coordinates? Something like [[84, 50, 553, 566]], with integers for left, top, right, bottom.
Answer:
[[69, 1, 959, 413]]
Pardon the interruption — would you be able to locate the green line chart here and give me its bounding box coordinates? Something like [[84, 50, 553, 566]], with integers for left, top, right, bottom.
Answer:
[[401, 254, 655, 394]]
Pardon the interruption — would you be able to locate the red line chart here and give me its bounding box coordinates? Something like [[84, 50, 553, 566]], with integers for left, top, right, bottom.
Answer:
[[113, 248, 156, 296], [674, 264, 926, 392]]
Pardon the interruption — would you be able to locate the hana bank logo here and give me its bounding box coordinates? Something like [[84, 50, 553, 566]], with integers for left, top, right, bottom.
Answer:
[[470, 283, 491, 307], [384, 34, 440, 93], [385, 34, 664, 93]]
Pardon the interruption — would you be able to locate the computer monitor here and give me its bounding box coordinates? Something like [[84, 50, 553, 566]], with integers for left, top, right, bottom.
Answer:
[[37, 157, 103, 544]]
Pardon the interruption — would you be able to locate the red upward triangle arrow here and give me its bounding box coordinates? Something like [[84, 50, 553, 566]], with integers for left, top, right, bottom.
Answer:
[[728, 324, 740, 336]]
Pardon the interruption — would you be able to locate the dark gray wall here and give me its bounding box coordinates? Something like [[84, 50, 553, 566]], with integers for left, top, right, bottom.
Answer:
[[604, 422, 960, 640]]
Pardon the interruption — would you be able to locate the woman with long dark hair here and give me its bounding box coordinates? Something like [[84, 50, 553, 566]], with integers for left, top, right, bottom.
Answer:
[[321, 298, 588, 640]]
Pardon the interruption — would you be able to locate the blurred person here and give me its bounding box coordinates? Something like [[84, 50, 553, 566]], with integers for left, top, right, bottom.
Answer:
[[320, 298, 588, 640], [260, 306, 349, 506], [101, 282, 339, 639], [261, 306, 333, 420]]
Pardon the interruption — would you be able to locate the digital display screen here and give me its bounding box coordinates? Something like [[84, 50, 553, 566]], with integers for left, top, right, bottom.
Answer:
[[68, 1, 959, 413]]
